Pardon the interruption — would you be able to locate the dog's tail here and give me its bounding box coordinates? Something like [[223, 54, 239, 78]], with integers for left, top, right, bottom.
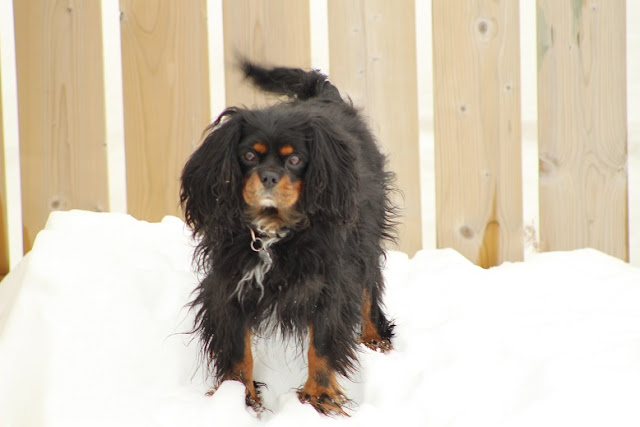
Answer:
[[240, 59, 342, 101]]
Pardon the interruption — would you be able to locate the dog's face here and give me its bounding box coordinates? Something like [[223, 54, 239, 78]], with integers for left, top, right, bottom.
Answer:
[[181, 106, 360, 242], [238, 132, 309, 233]]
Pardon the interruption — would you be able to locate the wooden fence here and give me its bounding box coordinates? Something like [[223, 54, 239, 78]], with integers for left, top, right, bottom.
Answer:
[[0, 0, 630, 276]]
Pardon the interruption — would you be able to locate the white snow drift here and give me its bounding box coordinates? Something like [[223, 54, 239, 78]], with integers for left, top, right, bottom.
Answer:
[[1, 210, 639, 426]]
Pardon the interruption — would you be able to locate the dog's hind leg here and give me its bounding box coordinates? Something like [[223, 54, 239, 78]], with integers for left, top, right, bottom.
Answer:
[[359, 272, 394, 352]]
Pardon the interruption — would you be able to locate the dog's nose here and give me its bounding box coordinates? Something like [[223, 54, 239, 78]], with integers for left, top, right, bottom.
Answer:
[[259, 170, 281, 189]]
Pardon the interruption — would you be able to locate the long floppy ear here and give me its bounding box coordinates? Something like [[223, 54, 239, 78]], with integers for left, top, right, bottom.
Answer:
[[180, 108, 244, 237], [302, 118, 359, 225]]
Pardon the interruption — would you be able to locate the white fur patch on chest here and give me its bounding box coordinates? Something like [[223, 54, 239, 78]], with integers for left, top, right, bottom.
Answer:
[[232, 232, 282, 302]]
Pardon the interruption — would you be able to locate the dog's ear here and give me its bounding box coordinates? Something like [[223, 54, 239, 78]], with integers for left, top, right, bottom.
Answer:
[[180, 108, 244, 236], [302, 118, 359, 225]]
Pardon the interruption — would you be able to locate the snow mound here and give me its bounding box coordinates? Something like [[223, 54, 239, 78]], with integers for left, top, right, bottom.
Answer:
[[1, 210, 639, 426]]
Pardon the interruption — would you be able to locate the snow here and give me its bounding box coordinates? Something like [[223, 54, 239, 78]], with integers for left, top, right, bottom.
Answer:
[[1, 210, 640, 426]]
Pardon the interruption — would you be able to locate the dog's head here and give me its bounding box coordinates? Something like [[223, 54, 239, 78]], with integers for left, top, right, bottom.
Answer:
[[180, 105, 359, 240]]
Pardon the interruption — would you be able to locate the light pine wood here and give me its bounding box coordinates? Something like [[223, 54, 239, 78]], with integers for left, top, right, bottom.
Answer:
[[327, 0, 422, 256], [120, 0, 211, 222], [537, 1, 628, 261], [0, 73, 7, 275], [222, 0, 311, 108], [13, 0, 108, 252], [432, 0, 523, 267]]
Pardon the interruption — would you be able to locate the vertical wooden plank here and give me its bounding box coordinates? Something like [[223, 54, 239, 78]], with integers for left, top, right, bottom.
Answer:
[[13, 0, 109, 252], [327, 0, 422, 256], [222, 0, 311, 107], [0, 73, 8, 276], [432, 0, 523, 267], [120, 0, 211, 222], [537, 0, 628, 260]]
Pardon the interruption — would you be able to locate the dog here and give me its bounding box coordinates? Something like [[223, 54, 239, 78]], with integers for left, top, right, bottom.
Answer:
[[180, 60, 397, 416]]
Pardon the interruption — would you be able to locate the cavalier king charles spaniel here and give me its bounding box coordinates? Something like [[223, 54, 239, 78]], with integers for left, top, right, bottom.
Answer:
[[180, 60, 397, 416]]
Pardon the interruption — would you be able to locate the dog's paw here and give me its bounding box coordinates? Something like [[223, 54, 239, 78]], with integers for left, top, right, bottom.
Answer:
[[246, 381, 268, 414], [207, 378, 268, 414], [359, 337, 393, 353], [297, 385, 351, 416]]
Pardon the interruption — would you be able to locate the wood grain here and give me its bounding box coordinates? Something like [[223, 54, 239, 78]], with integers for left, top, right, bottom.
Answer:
[[120, 0, 211, 222], [537, 0, 628, 261], [13, 0, 108, 251], [327, 0, 422, 255], [222, 0, 311, 108], [432, 0, 523, 267]]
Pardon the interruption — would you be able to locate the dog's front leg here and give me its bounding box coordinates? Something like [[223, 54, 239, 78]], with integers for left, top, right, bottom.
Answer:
[[209, 323, 264, 412], [297, 324, 350, 416]]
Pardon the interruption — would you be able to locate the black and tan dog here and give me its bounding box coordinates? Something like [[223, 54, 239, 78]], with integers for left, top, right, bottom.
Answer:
[[180, 61, 397, 415]]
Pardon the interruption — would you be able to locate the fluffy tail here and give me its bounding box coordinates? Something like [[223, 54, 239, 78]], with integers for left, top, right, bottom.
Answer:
[[240, 59, 341, 101]]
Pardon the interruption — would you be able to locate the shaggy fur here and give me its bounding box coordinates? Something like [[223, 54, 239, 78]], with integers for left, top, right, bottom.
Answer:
[[180, 60, 397, 415]]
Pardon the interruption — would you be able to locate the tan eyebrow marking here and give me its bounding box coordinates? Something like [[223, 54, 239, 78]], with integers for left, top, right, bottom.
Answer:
[[252, 142, 268, 154], [279, 144, 294, 156]]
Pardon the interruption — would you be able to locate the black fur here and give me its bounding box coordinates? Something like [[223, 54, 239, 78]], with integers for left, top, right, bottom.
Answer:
[[180, 60, 397, 409]]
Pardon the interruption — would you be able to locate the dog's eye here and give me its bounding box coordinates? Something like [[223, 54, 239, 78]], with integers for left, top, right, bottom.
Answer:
[[243, 151, 258, 163], [287, 155, 302, 167]]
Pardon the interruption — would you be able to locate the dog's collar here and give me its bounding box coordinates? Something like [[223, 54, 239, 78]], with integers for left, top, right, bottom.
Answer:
[[249, 227, 289, 252], [238, 226, 288, 302]]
